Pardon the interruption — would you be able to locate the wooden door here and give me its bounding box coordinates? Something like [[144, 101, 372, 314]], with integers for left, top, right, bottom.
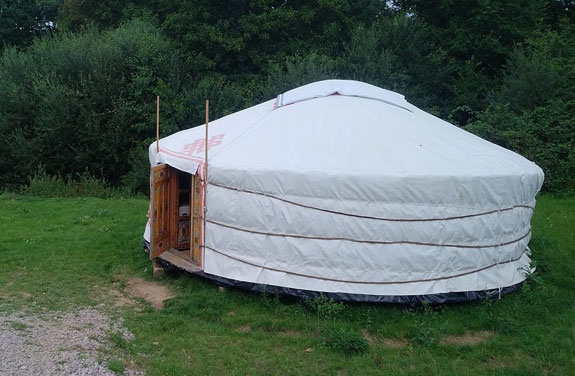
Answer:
[[190, 174, 202, 266], [150, 164, 171, 259]]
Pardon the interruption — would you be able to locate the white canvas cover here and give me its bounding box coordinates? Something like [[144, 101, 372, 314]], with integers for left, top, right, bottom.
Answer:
[[145, 80, 544, 298]]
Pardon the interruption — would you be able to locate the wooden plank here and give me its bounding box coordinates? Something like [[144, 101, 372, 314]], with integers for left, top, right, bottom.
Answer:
[[192, 175, 196, 260], [169, 167, 179, 250], [191, 173, 202, 266], [156, 96, 160, 153], [150, 164, 171, 259], [159, 248, 202, 274]]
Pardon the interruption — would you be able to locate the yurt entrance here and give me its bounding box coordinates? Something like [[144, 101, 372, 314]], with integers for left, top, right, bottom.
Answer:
[[150, 164, 203, 271]]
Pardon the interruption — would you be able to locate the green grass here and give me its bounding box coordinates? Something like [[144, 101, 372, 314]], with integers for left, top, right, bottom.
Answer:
[[7, 320, 29, 332], [107, 358, 126, 375], [0, 193, 574, 375]]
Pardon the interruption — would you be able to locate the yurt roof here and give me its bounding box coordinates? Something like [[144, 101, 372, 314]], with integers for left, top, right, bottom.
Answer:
[[150, 80, 543, 208]]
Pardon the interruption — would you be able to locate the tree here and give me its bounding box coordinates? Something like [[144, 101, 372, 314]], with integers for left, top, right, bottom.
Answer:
[[394, 0, 548, 75], [0, 20, 183, 189], [0, 0, 58, 47], [467, 28, 575, 192], [57, 0, 151, 31], [156, 0, 387, 76]]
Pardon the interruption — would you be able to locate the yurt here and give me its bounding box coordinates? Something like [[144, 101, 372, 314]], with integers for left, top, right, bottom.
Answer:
[[143, 80, 544, 303]]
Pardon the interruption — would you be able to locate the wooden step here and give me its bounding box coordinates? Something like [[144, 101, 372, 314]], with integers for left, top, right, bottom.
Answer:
[[159, 248, 202, 274]]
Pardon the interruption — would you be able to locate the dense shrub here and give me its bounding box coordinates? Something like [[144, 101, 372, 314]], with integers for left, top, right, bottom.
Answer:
[[0, 20, 181, 192], [467, 29, 575, 192], [24, 169, 129, 198], [0, 2, 573, 194]]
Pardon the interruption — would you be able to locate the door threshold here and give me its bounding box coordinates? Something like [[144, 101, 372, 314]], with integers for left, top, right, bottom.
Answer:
[[159, 248, 202, 274]]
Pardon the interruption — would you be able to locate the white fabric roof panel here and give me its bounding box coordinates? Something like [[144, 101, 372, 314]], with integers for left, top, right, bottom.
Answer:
[[147, 79, 544, 299]]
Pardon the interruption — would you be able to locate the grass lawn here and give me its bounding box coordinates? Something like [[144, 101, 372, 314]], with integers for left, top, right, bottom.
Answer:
[[0, 193, 574, 375]]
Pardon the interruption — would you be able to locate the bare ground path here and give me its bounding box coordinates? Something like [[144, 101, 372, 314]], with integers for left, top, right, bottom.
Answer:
[[0, 308, 142, 376], [0, 276, 177, 375]]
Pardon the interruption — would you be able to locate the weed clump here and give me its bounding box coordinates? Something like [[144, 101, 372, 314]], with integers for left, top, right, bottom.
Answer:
[[24, 169, 129, 198], [107, 358, 125, 374], [409, 304, 440, 346], [304, 294, 345, 320], [324, 327, 369, 354]]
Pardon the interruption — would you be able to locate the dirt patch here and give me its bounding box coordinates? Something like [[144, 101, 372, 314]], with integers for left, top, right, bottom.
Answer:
[[126, 278, 174, 309], [91, 285, 139, 310], [360, 330, 408, 348], [383, 338, 409, 348], [362, 329, 375, 346], [440, 331, 494, 346], [236, 325, 251, 333], [104, 288, 139, 309], [278, 330, 304, 338]]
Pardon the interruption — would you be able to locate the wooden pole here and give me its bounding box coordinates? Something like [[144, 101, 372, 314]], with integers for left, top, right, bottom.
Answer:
[[205, 100, 209, 178], [156, 96, 160, 153], [203, 100, 209, 266]]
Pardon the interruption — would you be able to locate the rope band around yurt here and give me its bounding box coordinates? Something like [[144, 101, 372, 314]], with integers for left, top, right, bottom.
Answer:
[[209, 182, 533, 222], [204, 245, 528, 285], [207, 219, 531, 249]]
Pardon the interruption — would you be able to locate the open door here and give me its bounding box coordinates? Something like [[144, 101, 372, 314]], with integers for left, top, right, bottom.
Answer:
[[150, 164, 171, 259], [190, 174, 203, 266]]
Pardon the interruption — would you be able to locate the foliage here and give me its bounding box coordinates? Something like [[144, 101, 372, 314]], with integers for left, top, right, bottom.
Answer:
[[0, 20, 181, 192], [341, 15, 454, 112], [24, 169, 129, 198], [58, 0, 138, 31], [397, 0, 548, 74], [304, 294, 345, 320], [0, 0, 58, 47], [467, 101, 574, 192], [323, 327, 369, 354], [106, 359, 125, 375], [408, 304, 440, 346], [0, 0, 573, 192], [156, 0, 387, 77], [467, 29, 575, 192]]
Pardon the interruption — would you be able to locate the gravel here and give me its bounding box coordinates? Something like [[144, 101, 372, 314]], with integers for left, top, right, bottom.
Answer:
[[0, 308, 143, 376]]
